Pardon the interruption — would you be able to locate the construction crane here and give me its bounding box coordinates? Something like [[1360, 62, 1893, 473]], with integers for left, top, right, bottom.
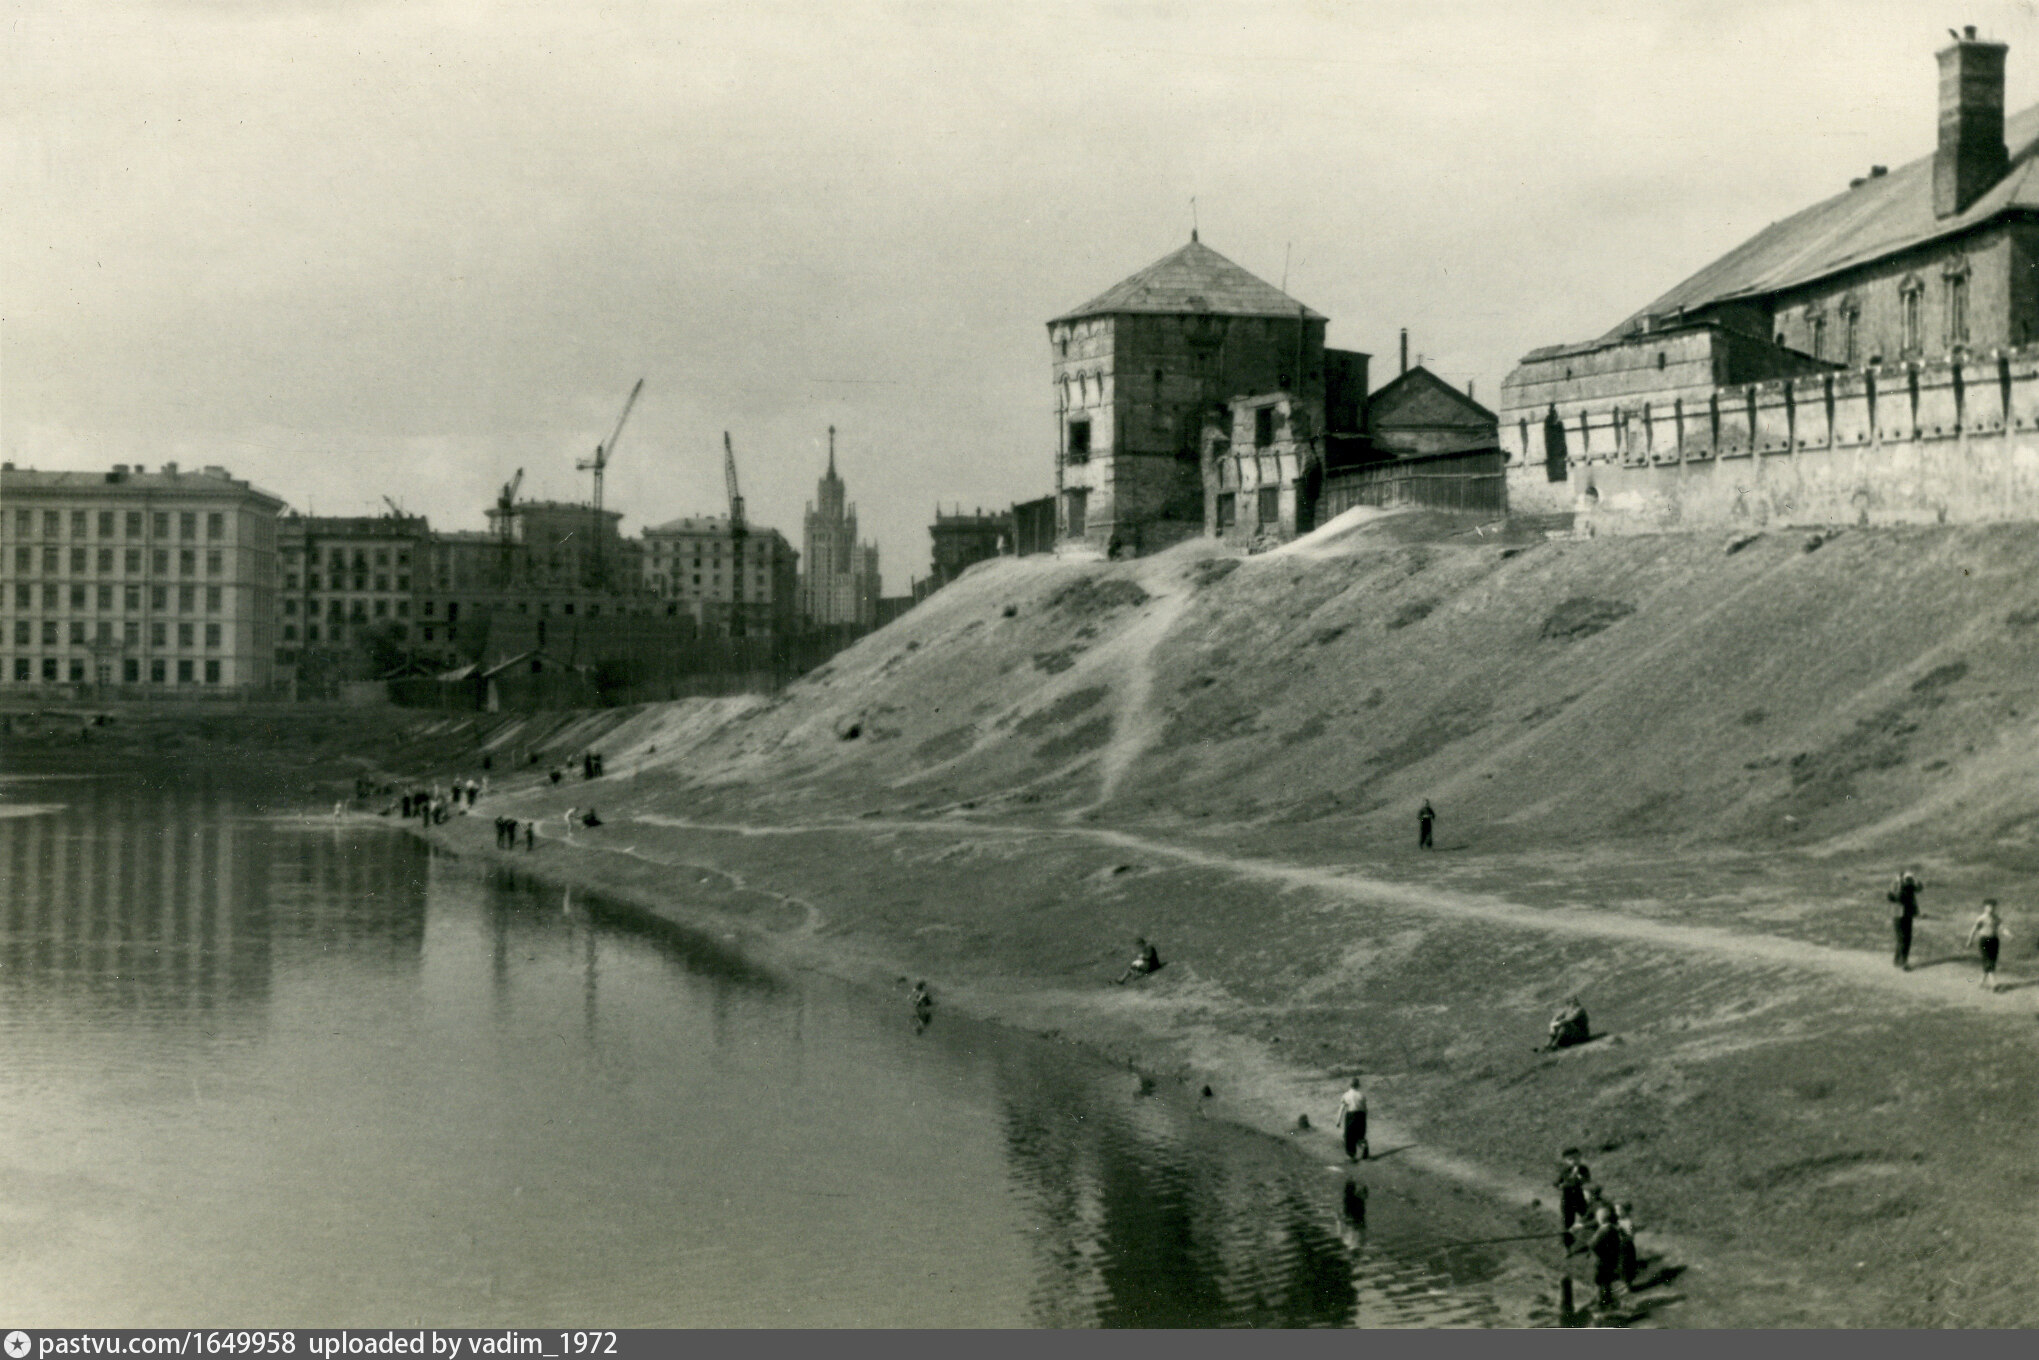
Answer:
[[723, 431, 747, 638], [494, 467, 523, 587], [382, 495, 407, 519], [579, 378, 642, 588]]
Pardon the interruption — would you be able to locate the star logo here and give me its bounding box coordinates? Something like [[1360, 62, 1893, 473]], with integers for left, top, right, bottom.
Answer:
[[4, 1331, 31, 1359]]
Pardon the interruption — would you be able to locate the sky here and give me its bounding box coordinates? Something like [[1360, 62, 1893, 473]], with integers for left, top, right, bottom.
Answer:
[[9, 0, 2039, 592]]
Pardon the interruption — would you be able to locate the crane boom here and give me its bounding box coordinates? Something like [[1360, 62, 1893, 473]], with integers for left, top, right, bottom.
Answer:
[[576, 377, 643, 513], [723, 431, 747, 640], [722, 430, 745, 533]]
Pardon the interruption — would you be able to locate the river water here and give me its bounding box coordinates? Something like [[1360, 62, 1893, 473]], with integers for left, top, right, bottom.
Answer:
[[0, 768, 1538, 1327]]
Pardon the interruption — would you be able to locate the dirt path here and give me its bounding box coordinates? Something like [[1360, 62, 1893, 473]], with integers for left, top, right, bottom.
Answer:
[[1087, 564, 1198, 808], [626, 810, 2022, 1014]]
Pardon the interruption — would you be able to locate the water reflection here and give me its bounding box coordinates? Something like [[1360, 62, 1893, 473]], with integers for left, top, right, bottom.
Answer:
[[0, 772, 1518, 1328]]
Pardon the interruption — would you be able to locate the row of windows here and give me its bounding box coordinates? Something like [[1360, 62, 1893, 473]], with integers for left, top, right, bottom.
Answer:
[[8, 509, 226, 541], [1211, 487, 1283, 531], [10, 656, 223, 684], [8, 584, 226, 612], [10, 620, 224, 648], [11, 546, 226, 576], [283, 574, 409, 592], [280, 548, 411, 569], [281, 598, 409, 619]]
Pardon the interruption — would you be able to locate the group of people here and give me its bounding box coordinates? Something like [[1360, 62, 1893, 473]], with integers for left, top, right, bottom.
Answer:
[[1554, 1148, 1642, 1310], [1887, 868, 2018, 990], [547, 752, 606, 786], [492, 815, 535, 850]]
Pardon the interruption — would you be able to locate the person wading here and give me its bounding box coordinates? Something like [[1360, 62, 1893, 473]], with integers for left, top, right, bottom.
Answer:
[[1888, 868, 1924, 970], [1335, 1077, 1369, 1162]]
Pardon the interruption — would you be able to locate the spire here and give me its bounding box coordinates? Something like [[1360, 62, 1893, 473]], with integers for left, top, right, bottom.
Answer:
[[827, 425, 836, 478]]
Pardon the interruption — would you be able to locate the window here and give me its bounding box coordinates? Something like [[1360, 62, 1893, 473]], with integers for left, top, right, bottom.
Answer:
[[396, 601, 409, 618], [179, 586, 194, 612], [98, 512, 114, 537], [1901, 276, 1925, 354], [179, 512, 196, 540], [151, 587, 166, 610], [42, 548, 58, 572], [374, 550, 389, 567], [126, 512, 142, 539], [15, 658, 30, 682], [1066, 418, 1091, 462], [97, 548, 112, 572], [69, 585, 85, 608], [177, 623, 194, 648], [179, 550, 195, 575], [42, 585, 56, 608], [71, 511, 87, 538], [206, 552, 221, 576], [150, 659, 165, 683], [124, 622, 138, 646], [150, 623, 166, 647], [1809, 312, 1827, 361], [123, 659, 138, 683], [11, 621, 26, 645], [95, 621, 110, 643], [204, 660, 220, 684], [206, 587, 220, 612], [1946, 264, 1971, 347], [42, 511, 60, 537], [1215, 491, 1236, 532], [12, 584, 26, 608], [283, 624, 298, 641], [204, 623, 220, 648], [1255, 406, 1276, 447], [125, 549, 140, 573], [283, 600, 297, 616], [177, 659, 193, 683], [307, 625, 320, 643], [13, 548, 27, 573], [69, 621, 85, 645], [374, 575, 388, 592], [153, 550, 168, 574], [43, 658, 58, 682], [70, 547, 86, 572], [374, 599, 388, 618], [152, 513, 168, 538], [96, 586, 112, 610], [207, 513, 223, 540], [12, 509, 28, 537]]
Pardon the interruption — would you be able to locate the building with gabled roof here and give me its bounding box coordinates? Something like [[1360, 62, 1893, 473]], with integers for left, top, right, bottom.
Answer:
[[1048, 234, 1366, 553]]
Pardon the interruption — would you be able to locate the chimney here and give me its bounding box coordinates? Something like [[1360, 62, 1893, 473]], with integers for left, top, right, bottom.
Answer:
[[1935, 27, 2010, 219], [1399, 328, 1409, 375]]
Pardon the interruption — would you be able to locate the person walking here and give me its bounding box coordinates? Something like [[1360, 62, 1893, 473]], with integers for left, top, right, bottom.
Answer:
[[1335, 1077, 1369, 1162], [1587, 1206, 1625, 1310], [1888, 867, 1923, 970], [1967, 899, 2007, 992], [1418, 799, 1435, 850]]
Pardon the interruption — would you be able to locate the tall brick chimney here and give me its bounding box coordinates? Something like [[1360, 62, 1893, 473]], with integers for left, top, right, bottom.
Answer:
[[1935, 26, 2010, 219]]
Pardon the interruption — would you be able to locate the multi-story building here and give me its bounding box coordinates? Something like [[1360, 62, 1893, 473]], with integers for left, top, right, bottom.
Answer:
[[1, 461, 283, 693], [641, 515, 798, 636], [925, 507, 1010, 593], [800, 429, 881, 628], [275, 513, 429, 682], [1047, 234, 1369, 552]]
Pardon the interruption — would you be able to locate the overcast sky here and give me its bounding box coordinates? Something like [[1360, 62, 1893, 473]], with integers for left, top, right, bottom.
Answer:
[[9, 0, 2039, 590]]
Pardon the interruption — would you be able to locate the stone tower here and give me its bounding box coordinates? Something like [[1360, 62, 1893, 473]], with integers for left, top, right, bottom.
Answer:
[[1046, 235, 1327, 553]]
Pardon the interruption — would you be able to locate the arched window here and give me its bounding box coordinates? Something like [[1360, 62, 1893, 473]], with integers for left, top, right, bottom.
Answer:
[[1900, 274, 1926, 356]]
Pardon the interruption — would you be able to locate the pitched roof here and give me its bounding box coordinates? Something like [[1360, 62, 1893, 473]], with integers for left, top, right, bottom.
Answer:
[[1610, 101, 2039, 337], [1051, 238, 1324, 324], [1367, 366, 1498, 428]]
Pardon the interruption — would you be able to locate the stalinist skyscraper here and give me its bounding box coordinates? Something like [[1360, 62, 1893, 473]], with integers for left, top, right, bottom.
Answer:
[[799, 427, 880, 628]]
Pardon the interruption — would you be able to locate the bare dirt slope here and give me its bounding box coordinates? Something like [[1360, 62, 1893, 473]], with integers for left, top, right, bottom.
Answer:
[[652, 510, 2039, 862]]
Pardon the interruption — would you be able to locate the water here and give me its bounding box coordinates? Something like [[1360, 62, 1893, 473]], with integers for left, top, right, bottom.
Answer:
[[0, 768, 1525, 1327]]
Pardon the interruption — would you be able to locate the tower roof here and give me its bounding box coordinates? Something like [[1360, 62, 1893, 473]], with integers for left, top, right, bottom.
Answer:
[[1050, 238, 1325, 324]]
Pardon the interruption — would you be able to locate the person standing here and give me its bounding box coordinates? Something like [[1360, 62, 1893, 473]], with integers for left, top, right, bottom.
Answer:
[[1888, 868, 1923, 970], [1336, 1077, 1369, 1162], [1587, 1206, 1624, 1310], [1554, 1148, 1592, 1240], [1418, 799, 1435, 850], [1967, 899, 2007, 992]]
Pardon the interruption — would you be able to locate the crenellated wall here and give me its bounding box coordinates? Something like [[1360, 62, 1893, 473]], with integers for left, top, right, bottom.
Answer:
[[1500, 348, 2039, 532]]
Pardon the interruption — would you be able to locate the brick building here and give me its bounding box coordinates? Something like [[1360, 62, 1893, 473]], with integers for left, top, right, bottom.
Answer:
[[1501, 28, 2039, 519], [1047, 234, 1369, 552], [1, 462, 283, 693]]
